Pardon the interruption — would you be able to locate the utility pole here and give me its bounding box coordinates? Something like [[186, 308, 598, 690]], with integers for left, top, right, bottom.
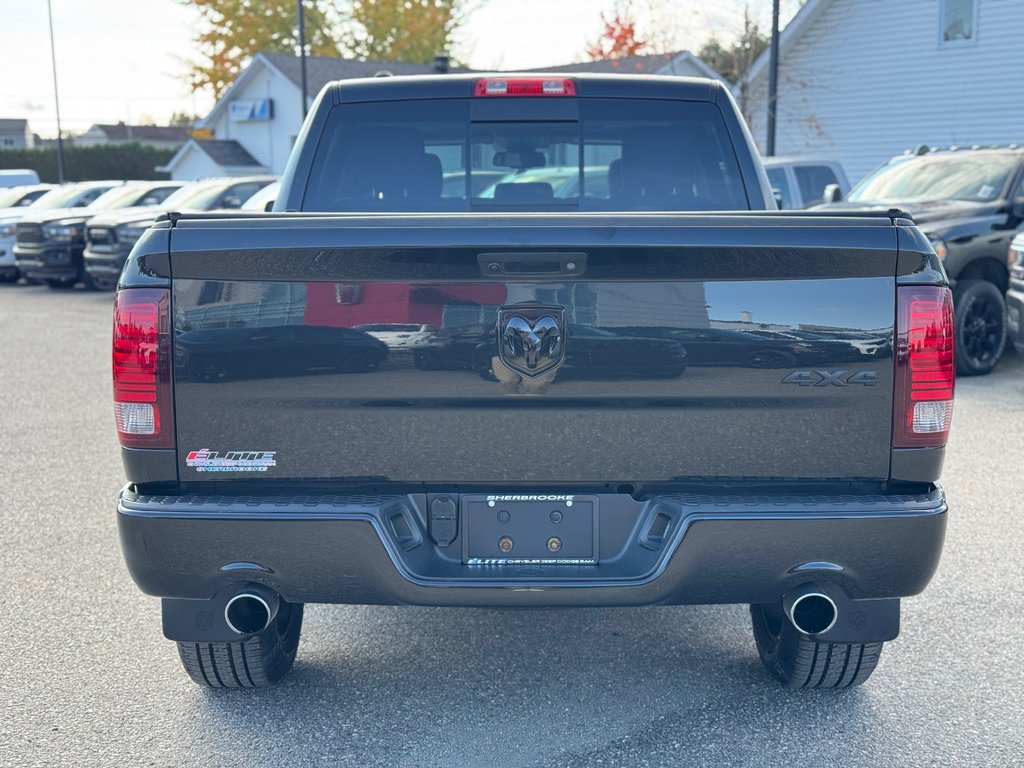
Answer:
[[46, 0, 66, 182], [766, 0, 780, 156], [298, 0, 309, 119]]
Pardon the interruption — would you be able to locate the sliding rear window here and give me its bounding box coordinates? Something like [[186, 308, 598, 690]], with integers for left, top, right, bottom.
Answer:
[[302, 99, 750, 212]]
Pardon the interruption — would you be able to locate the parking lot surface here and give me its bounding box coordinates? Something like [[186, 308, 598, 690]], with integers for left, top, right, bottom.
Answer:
[[1, 283, 1022, 767]]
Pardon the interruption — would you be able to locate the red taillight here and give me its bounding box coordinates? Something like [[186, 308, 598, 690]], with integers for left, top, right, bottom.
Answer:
[[113, 288, 174, 449], [893, 286, 955, 448], [474, 78, 577, 96]]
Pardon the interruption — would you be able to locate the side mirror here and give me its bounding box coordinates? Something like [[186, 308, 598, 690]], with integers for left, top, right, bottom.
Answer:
[[221, 195, 242, 209], [1012, 199, 1024, 220], [822, 184, 844, 204], [771, 188, 784, 210], [263, 200, 275, 212]]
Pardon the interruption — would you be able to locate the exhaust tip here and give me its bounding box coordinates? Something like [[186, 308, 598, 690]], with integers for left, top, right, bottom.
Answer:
[[225, 592, 273, 635], [789, 592, 838, 635]]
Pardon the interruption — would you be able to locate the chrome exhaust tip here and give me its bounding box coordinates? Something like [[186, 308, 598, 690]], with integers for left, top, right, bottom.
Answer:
[[788, 591, 839, 635], [224, 587, 279, 635]]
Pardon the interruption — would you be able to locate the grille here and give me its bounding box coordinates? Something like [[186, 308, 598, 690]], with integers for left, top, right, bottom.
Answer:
[[16, 223, 44, 245]]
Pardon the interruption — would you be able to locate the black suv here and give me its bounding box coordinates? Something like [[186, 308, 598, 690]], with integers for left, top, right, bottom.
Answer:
[[822, 146, 1024, 375], [15, 180, 182, 290]]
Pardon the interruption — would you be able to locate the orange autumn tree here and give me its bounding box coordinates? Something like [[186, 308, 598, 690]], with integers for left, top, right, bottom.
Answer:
[[585, 1, 648, 60]]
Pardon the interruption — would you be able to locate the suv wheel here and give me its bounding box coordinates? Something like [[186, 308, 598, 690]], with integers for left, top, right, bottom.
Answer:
[[176, 601, 303, 688], [750, 602, 883, 688], [954, 279, 1006, 376]]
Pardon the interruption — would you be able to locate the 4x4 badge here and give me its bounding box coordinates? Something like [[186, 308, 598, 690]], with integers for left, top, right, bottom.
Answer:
[[497, 304, 566, 378]]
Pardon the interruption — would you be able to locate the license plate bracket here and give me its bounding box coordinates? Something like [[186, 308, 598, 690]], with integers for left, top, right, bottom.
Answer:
[[461, 495, 598, 564]]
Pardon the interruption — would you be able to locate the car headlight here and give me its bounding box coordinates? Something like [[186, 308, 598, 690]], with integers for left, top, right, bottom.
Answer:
[[0, 221, 16, 238], [116, 221, 152, 244], [43, 222, 83, 242], [926, 235, 948, 260]]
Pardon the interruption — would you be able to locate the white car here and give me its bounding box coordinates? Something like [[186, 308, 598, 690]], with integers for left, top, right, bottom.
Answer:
[[353, 323, 437, 351], [762, 157, 850, 209]]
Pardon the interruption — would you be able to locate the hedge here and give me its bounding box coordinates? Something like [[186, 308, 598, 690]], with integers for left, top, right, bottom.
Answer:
[[0, 144, 176, 182]]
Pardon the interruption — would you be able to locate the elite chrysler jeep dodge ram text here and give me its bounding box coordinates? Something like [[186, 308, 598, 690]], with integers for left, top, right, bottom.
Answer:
[[113, 75, 953, 689]]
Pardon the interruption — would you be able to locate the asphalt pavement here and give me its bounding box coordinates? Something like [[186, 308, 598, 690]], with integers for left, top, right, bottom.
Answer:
[[1, 282, 1022, 767]]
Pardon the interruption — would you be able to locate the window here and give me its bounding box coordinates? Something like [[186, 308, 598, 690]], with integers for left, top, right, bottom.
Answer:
[[765, 167, 793, 209], [303, 98, 749, 212], [941, 0, 976, 44], [793, 165, 840, 206]]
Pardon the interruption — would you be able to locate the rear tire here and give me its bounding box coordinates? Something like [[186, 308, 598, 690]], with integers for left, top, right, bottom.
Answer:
[[750, 602, 883, 688], [176, 601, 303, 688], [954, 279, 1006, 376]]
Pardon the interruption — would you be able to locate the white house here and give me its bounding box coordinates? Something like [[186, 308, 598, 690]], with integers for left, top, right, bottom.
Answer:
[[0, 119, 33, 149], [77, 123, 189, 151], [161, 51, 726, 180], [160, 53, 441, 180], [742, 0, 1024, 182]]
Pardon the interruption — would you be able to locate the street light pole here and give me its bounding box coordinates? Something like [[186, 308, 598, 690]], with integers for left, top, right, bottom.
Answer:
[[46, 0, 66, 182], [297, 0, 309, 119], [766, 0, 780, 157]]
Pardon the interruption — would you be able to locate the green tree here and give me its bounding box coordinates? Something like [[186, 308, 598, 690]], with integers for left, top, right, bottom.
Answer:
[[168, 111, 197, 128], [337, 0, 468, 64], [183, 0, 339, 98]]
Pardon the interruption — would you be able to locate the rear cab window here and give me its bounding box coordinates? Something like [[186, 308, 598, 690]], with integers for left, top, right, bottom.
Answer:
[[302, 99, 750, 212]]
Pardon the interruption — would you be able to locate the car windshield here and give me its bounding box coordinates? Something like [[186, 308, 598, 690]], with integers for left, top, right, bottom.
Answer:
[[848, 153, 1019, 203], [0, 187, 41, 207], [30, 185, 104, 209], [86, 185, 157, 210], [161, 181, 231, 210], [304, 98, 749, 212]]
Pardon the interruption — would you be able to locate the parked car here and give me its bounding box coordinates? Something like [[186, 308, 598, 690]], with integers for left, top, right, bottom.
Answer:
[[353, 323, 437, 351], [84, 176, 276, 289], [1007, 233, 1024, 355], [114, 74, 949, 691], [242, 180, 281, 212], [762, 157, 850, 209], [1, 181, 120, 283], [14, 180, 183, 290], [820, 146, 1024, 375], [0, 169, 40, 188], [0, 184, 55, 209]]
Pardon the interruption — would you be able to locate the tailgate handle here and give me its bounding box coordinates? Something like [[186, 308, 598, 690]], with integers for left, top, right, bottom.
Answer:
[[478, 252, 587, 277]]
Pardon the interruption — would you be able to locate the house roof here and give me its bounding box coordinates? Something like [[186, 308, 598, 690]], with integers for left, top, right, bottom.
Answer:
[[260, 52, 440, 96], [0, 118, 29, 132], [744, 0, 831, 85], [529, 51, 722, 80], [158, 138, 263, 175], [90, 123, 190, 143], [193, 139, 261, 166]]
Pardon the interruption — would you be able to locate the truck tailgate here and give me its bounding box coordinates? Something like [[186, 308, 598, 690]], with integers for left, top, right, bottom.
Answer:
[[167, 213, 898, 484]]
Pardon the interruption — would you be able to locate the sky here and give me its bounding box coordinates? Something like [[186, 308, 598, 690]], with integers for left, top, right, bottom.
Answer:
[[0, 0, 801, 137]]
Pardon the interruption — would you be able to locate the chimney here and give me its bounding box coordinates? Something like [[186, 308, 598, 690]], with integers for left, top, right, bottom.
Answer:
[[433, 54, 450, 74]]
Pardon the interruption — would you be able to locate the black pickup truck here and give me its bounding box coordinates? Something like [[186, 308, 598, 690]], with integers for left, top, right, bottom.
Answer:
[[114, 75, 953, 690]]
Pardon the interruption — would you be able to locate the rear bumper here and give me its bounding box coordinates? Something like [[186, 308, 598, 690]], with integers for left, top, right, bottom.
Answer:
[[118, 486, 947, 608]]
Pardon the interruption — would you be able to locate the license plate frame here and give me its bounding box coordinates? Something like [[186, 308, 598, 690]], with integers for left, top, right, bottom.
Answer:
[[461, 494, 599, 565]]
